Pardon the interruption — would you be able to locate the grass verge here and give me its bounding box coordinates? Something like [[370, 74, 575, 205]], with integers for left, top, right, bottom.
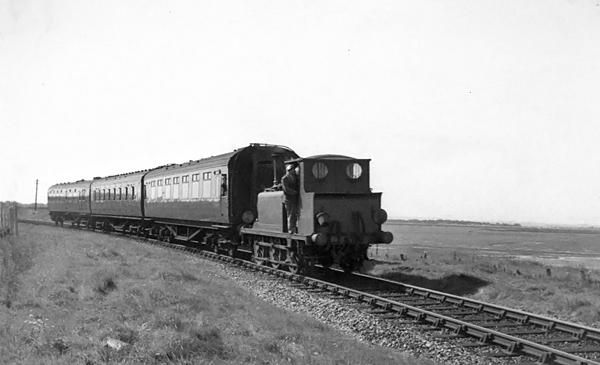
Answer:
[[0, 225, 426, 365]]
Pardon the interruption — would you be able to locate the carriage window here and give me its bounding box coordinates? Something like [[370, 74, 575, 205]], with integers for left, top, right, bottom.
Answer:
[[151, 181, 156, 187], [131, 187, 135, 199], [118, 188, 122, 200], [182, 176, 189, 183], [125, 187, 129, 199], [113, 188, 116, 200], [158, 180, 163, 186], [174, 177, 180, 184], [202, 172, 211, 180], [192, 174, 199, 182], [107, 189, 110, 200], [165, 178, 171, 185]]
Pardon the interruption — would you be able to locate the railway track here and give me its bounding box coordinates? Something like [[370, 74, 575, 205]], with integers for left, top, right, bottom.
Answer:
[[20, 219, 600, 365]]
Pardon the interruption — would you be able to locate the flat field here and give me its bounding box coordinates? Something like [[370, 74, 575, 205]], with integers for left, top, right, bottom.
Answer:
[[376, 222, 600, 267], [0, 225, 422, 365], [367, 223, 600, 326]]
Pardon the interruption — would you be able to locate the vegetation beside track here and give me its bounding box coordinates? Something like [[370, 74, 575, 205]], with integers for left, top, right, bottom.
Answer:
[[0, 224, 424, 365], [368, 244, 600, 326], [17, 209, 600, 327]]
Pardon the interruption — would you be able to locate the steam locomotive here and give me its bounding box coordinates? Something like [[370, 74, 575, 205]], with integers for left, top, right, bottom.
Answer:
[[48, 144, 393, 272]]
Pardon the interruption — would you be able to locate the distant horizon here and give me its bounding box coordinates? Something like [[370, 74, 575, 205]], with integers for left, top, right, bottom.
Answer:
[[388, 217, 600, 228], [9, 200, 599, 229]]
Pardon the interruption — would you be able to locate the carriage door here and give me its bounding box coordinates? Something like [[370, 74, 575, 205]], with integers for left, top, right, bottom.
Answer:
[[219, 171, 228, 219], [79, 189, 86, 213]]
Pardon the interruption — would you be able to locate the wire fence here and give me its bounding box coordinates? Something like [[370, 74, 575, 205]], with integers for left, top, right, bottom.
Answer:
[[0, 203, 18, 237]]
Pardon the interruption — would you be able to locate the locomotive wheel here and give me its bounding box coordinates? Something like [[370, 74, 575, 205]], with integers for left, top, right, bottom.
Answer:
[[340, 260, 357, 273], [158, 228, 167, 241], [320, 257, 334, 269]]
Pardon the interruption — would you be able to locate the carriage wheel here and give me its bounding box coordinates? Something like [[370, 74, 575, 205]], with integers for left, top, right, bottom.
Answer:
[[271, 248, 286, 270], [253, 245, 267, 265], [227, 246, 237, 258], [286, 251, 300, 274]]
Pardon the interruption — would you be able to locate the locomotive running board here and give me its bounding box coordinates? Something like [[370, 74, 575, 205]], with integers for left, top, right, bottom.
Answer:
[[240, 228, 308, 241]]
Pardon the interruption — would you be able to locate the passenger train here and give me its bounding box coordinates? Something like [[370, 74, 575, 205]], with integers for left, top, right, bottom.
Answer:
[[48, 144, 393, 272]]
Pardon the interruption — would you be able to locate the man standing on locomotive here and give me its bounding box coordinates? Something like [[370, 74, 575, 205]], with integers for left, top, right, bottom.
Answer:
[[282, 162, 300, 233]]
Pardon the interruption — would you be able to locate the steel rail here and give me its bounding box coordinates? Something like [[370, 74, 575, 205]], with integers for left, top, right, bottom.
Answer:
[[20, 219, 600, 365], [351, 271, 600, 342], [214, 255, 600, 365]]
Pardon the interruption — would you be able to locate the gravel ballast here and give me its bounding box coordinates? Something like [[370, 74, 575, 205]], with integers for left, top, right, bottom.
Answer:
[[211, 259, 524, 365]]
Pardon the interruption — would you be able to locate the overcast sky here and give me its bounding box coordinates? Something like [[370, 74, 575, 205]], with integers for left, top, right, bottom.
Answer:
[[1, 0, 599, 225]]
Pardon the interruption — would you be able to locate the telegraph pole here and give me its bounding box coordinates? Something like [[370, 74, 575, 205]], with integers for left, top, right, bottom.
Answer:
[[34, 179, 39, 211]]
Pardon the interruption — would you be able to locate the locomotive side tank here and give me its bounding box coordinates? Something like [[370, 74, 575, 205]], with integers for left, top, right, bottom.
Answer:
[[243, 154, 393, 272]]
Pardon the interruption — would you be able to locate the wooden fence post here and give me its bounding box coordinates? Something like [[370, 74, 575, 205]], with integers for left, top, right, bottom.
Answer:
[[13, 205, 18, 237]]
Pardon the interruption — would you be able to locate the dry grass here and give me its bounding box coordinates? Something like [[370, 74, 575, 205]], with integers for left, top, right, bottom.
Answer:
[[0, 225, 428, 365]]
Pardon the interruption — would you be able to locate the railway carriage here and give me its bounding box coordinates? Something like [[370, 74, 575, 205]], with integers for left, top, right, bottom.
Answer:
[[48, 180, 92, 225], [89, 170, 148, 232], [142, 144, 298, 249]]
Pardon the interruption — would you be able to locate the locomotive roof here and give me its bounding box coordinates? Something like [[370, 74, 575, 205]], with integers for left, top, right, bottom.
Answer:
[[305, 154, 354, 160], [287, 154, 370, 162]]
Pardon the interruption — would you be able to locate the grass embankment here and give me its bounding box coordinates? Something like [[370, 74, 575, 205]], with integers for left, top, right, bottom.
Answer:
[[368, 245, 600, 326], [0, 225, 420, 365]]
